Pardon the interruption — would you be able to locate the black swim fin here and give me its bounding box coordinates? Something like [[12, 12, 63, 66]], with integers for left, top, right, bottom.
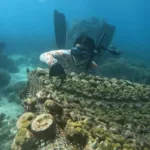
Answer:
[[94, 22, 116, 63], [54, 10, 66, 49], [96, 21, 116, 51]]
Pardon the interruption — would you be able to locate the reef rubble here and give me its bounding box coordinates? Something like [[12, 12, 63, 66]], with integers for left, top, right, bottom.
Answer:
[[11, 68, 150, 150]]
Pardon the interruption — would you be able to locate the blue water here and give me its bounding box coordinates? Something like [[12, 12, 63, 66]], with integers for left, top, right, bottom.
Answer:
[[0, 2, 150, 149], [0, 0, 149, 62]]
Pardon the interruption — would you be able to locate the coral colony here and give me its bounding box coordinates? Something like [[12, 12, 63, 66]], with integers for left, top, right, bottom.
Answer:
[[11, 68, 150, 150]]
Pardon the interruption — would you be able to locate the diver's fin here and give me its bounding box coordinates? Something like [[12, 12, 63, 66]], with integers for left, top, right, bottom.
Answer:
[[94, 22, 116, 64], [54, 10, 66, 49], [96, 22, 116, 51]]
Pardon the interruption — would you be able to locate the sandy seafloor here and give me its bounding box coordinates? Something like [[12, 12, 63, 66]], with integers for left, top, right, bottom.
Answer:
[[0, 54, 34, 119]]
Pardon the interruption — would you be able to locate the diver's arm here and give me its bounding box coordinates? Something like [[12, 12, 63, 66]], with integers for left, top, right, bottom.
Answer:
[[40, 50, 69, 77], [40, 49, 70, 67], [40, 51, 58, 67]]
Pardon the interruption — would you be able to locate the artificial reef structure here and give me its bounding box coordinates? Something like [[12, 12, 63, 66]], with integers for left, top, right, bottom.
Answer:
[[100, 58, 150, 85], [12, 68, 150, 150]]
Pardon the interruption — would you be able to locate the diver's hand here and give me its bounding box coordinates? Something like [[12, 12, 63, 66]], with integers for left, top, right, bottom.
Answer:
[[49, 63, 66, 77]]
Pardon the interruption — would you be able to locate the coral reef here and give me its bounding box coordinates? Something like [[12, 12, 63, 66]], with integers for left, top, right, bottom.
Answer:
[[16, 112, 35, 129], [0, 114, 17, 150], [64, 119, 88, 148], [12, 68, 150, 150], [100, 58, 150, 85], [44, 99, 63, 116], [31, 113, 56, 139], [23, 98, 37, 111], [11, 128, 36, 150]]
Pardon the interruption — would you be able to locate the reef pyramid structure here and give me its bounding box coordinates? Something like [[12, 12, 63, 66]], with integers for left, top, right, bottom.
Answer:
[[11, 68, 150, 150]]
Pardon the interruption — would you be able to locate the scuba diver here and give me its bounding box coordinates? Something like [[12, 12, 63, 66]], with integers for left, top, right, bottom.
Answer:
[[40, 35, 99, 75], [40, 34, 120, 76], [40, 10, 120, 76]]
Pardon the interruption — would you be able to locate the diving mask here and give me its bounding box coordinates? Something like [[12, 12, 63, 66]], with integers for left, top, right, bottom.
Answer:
[[71, 46, 91, 60]]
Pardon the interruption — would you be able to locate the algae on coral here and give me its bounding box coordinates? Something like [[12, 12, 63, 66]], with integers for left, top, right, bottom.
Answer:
[[12, 68, 150, 150]]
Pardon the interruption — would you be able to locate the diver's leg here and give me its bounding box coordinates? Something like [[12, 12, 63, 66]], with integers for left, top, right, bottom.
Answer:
[[54, 10, 66, 49]]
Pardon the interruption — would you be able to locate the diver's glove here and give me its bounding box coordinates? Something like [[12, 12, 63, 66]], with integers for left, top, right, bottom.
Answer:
[[49, 63, 66, 78]]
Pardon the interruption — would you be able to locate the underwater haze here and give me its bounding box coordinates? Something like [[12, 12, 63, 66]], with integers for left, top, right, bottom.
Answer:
[[1, 1, 150, 149], [0, 0, 150, 61]]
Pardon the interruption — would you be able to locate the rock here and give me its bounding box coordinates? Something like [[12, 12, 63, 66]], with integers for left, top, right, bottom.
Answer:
[[0, 69, 11, 88], [0, 55, 19, 73]]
